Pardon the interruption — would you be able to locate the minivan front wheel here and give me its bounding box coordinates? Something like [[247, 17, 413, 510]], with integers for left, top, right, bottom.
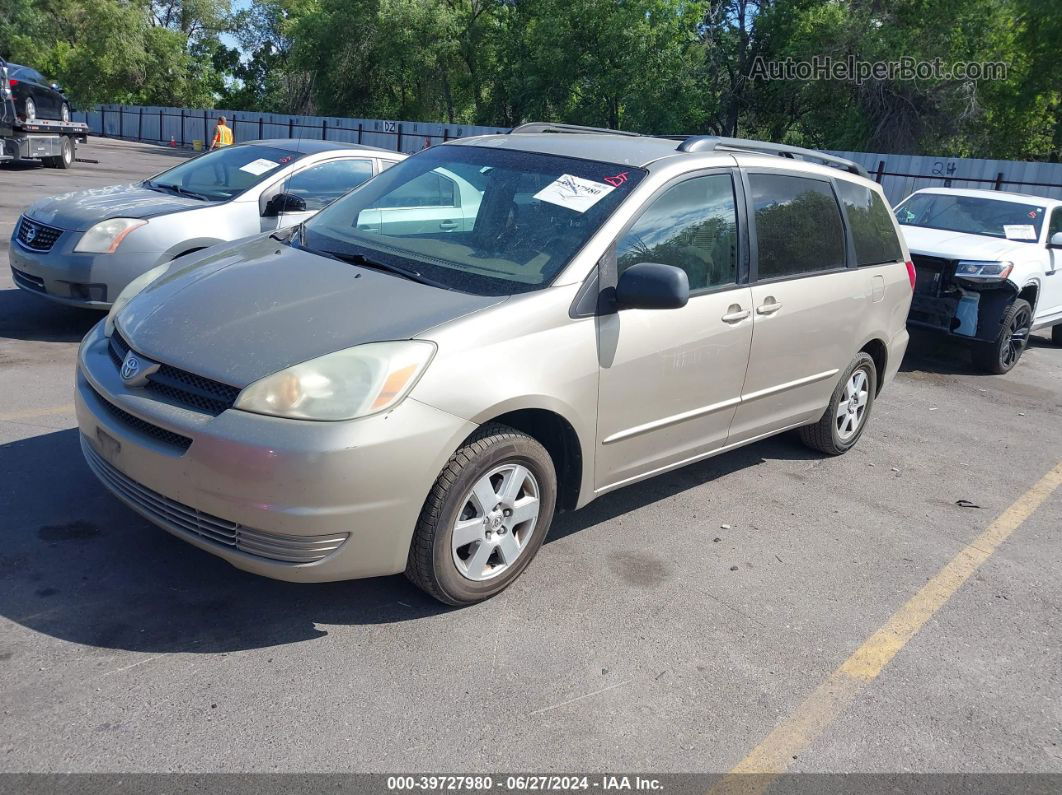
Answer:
[[799, 352, 877, 456], [406, 423, 557, 605]]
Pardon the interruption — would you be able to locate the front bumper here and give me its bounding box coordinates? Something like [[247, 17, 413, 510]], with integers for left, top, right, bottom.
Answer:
[[75, 321, 477, 581], [9, 222, 166, 309]]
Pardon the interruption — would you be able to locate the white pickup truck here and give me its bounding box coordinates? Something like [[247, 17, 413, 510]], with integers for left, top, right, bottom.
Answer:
[[895, 187, 1062, 373]]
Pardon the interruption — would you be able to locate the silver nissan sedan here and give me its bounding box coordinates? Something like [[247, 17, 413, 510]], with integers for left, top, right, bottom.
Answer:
[[76, 126, 912, 604], [10, 139, 404, 308]]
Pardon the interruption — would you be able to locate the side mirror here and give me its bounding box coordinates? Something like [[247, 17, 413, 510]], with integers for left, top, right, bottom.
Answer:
[[615, 262, 690, 310], [262, 192, 307, 217], [1049, 232, 1062, 249]]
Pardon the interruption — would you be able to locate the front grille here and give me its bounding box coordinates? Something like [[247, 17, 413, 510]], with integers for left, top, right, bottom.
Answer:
[[911, 254, 952, 296], [109, 331, 241, 415], [83, 440, 349, 564], [16, 216, 62, 252], [11, 267, 46, 292], [88, 383, 193, 452]]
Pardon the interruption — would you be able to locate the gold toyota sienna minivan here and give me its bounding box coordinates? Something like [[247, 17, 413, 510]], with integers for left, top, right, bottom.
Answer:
[[76, 124, 914, 604]]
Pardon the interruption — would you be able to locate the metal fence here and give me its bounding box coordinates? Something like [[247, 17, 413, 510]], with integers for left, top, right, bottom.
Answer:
[[71, 105, 1062, 203]]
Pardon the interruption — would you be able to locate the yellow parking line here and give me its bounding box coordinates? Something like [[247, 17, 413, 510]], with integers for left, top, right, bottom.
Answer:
[[0, 404, 75, 422], [712, 460, 1062, 795]]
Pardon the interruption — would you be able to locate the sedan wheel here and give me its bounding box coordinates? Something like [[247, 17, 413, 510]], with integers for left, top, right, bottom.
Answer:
[[60, 103, 70, 123], [23, 97, 36, 121]]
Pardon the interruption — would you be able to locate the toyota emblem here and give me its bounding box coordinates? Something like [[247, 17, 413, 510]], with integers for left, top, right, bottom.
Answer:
[[121, 354, 141, 381]]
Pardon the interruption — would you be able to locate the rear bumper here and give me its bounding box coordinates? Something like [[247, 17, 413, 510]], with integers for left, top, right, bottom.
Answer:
[[75, 321, 477, 581], [883, 327, 908, 388]]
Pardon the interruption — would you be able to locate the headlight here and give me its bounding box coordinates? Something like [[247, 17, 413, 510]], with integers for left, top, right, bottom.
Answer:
[[234, 341, 437, 421], [74, 218, 147, 253], [955, 260, 1013, 281], [103, 263, 169, 337]]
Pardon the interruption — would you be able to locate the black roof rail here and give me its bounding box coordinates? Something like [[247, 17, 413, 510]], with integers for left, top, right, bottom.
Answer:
[[677, 135, 869, 178], [509, 122, 644, 138]]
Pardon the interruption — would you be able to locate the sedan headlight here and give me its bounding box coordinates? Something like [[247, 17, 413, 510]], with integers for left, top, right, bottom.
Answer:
[[234, 341, 437, 421], [103, 263, 169, 337], [955, 260, 1013, 281], [74, 218, 147, 254]]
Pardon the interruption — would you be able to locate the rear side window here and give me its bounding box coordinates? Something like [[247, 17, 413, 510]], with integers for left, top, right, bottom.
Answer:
[[836, 181, 903, 266], [376, 171, 457, 208], [617, 173, 739, 292], [749, 174, 845, 279]]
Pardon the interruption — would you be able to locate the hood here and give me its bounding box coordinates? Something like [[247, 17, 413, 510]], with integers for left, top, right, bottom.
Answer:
[[25, 183, 214, 231], [901, 225, 1035, 261], [117, 235, 507, 387]]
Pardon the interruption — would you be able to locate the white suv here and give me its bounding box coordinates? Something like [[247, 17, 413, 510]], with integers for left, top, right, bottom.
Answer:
[[895, 188, 1062, 373]]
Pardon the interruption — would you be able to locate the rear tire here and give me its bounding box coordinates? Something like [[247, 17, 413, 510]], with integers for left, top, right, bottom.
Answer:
[[23, 97, 36, 121], [406, 423, 557, 606], [60, 102, 70, 122], [43, 136, 73, 169], [798, 352, 877, 456], [971, 298, 1032, 374]]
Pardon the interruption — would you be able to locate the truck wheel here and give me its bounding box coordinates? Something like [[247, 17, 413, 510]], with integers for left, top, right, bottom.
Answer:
[[798, 352, 877, 456], [406, 423, 557, 606], [971, 298, 1032, 374], [45, 136, 74, 169]]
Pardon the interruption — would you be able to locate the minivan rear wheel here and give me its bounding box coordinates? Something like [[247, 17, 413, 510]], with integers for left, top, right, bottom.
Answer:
[[798, 352, 877, 456], [406, 423, 557, 605]]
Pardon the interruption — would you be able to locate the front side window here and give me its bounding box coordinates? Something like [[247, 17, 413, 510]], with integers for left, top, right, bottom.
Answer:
[[750, 173, 845, 279], [302, 146, 646, 295], [616, 174, 738, 291], [894, 193, 1046, 241], [284, 159, 374, 211], [836, 181, 904, 266], [146, 144, 306, 201], [1046, 208, 1062, 242]]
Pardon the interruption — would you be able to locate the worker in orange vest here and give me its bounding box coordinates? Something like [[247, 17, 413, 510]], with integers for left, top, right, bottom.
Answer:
[[209, 116, 234, 150]]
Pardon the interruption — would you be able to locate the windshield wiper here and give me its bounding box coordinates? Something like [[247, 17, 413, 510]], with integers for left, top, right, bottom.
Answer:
[[149, 181, 211, 201], [321, 250, 447, 289]]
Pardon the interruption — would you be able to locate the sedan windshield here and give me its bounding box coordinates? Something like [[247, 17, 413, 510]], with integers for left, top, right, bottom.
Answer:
[[895, 193, 1045, 241], [147, 144, 305, 201], [300, 146, 646, 295]]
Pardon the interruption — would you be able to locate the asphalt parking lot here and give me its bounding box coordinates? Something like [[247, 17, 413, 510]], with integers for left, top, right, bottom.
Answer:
[[1, 138, 1060, 776]]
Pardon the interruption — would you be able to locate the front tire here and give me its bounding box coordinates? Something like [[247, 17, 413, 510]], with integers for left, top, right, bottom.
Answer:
[[1051, 324, 1062, 346], [23, 97, 36, 121], [406, 423, 557, 605], [971, 298, 1032, 374], [60, 102, 70, 122], [799, 352, 877, 456]]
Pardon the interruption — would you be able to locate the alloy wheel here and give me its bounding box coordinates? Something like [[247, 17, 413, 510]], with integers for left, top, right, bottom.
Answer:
[[836, 368, 869, 441], [451, 464, 541, 581], [1002, 305, 1031, 369]]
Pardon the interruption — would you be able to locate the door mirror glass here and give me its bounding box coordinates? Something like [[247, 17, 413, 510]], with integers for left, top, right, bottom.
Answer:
[[1049, 232, 1062, 249], [615, 262, 690, 310], [263, 192, 307, 217]]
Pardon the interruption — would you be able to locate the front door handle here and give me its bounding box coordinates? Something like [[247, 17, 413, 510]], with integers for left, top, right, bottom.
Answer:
[[439, 220, 458, 231], [756, 298, 783, 315], [721, 306, 751, 323]]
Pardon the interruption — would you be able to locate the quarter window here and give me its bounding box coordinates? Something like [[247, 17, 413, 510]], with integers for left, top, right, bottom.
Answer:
[[616, 174, 739, 292], [836, 181, 903, 266], [750, 174, 845, 278]]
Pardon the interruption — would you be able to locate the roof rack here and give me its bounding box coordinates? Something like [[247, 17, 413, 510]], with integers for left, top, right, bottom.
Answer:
[[508, 122, 644, 138], [676, 135, 869, 178]]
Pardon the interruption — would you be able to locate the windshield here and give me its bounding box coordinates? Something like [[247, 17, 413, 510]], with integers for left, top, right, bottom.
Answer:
[[300, 145, 646, 295], [895, 193, 1045, 242], [147, 144, 305, 201]]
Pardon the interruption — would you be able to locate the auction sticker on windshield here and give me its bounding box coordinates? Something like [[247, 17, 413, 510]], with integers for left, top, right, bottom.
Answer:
[[534, 174, 615, 213], [1003, 224, 1037, 241], [240, 158, 281, 176]]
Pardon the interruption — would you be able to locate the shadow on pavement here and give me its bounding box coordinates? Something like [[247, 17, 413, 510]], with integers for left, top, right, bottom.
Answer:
[[0, 426, 820, 655], [0, 287, 101, 343]]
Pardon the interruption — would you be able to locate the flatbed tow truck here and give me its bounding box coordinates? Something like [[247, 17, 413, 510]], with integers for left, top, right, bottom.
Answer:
[[1, 60, 88, 169]]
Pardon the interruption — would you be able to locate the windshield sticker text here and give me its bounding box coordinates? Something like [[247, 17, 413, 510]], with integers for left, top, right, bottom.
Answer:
[[1003, 224, 1037, 241], [240, 158, 281, 176]]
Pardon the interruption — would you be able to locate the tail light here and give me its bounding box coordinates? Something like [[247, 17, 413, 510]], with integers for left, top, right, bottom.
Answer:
[[905, 260, 916, 290], [6, 79, 17, 87]]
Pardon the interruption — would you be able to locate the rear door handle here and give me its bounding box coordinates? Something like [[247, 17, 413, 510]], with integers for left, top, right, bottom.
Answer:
[[756, 299, 783, 315], [439, 220, 458, 231], [721, 306, 750, 323]]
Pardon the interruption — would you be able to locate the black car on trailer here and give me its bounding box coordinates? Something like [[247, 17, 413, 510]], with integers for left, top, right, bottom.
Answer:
[[1, 58, 88, 169]]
